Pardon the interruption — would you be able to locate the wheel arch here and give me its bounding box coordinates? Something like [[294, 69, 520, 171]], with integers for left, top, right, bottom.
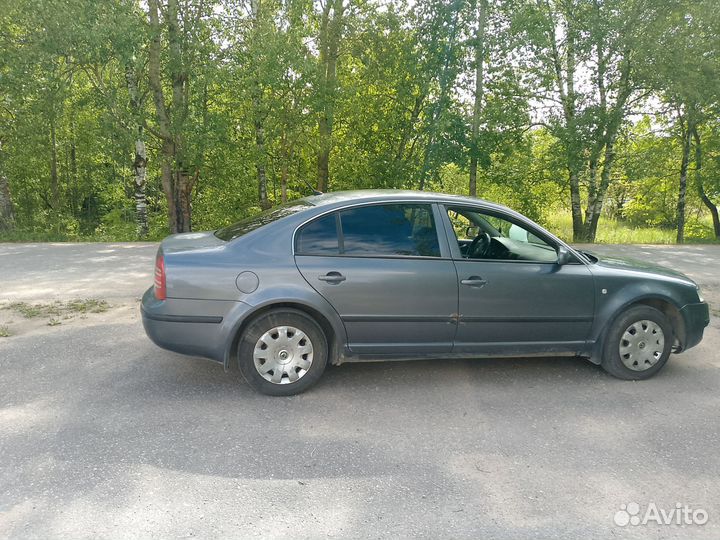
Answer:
[[588, 293, 685, 364], [223, 299, 345, 370]]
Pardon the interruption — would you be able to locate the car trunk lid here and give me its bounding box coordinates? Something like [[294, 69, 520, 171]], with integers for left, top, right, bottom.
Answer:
[[159, 231, 225, 255]]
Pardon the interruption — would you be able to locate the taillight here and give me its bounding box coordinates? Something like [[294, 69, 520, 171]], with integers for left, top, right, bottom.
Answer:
[[154, 254, 166, 300]]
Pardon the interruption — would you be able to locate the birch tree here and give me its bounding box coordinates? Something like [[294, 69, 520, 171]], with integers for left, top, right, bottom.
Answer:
[[518, 0, 650, 241], [468, 0, 487, 197], [315, 0, 348, 192]]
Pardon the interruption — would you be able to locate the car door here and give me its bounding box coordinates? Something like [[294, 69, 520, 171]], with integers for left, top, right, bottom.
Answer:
[[441, 205, 595, 355], [294, 202, 458, 355]]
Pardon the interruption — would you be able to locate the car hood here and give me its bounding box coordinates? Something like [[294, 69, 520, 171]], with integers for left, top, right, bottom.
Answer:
[[583, 250, 696, 286]]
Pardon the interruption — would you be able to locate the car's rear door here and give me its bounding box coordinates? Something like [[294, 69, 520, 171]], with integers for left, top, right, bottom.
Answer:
[[294, 202, 458, 355]]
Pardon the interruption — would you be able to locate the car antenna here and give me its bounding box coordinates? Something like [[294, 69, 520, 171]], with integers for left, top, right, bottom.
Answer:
[[301, 178, 323, 196]]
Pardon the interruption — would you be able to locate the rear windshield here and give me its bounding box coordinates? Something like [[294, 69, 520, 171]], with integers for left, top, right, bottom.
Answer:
[[214, 201, 313, 241]]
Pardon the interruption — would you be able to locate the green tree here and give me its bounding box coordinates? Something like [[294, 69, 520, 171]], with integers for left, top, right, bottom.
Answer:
[[147, 0, 218, 232], [644, 0, 720, 242], [515, 0, 656, 241]]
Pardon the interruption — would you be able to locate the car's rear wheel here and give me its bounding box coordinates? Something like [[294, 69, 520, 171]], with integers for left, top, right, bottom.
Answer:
[[601, 305, 673, 380], [238, 309, 328, 396]]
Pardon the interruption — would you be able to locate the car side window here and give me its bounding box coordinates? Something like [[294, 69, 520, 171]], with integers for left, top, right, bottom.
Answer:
[[296, 214, 339, 255], [339, 204, 440, 257], [447, 207, 558, 263]]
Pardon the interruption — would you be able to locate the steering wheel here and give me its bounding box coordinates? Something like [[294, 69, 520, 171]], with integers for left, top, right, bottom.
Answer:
[[467, 232, 491, 259]]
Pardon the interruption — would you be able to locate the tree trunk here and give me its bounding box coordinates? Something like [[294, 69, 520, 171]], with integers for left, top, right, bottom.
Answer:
[[316, 0, 345, 192], [569, 169, 585, 241], [550, 12, 584, 242], [693, 128, 720, 239], [125, 65, 149, 237], [174, 170, 193, 232], [677, 118, 692, 244], [280, 129, 292, 203], [419, 3, 462, 191], [70, 123, 78, 216], [50, 115, 59, 206], [395, 93, 424, 165], [468, 0, 487, 198], [251, 0, 270, 209], [280, 161, 289, 204], [583, 156, 599, 238], [0, 140, 15, 231], [159, 141, 176, 231], [317, 118, 331, 192], [147, 0, 194, 233], [0, 172, 13, 231], [254, 111, 269, 209], [133, 137, 149, 237], [586, 137, 617, 241]]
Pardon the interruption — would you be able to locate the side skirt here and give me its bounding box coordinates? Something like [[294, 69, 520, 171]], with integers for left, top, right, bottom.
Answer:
[[336, 342, 597, 365]]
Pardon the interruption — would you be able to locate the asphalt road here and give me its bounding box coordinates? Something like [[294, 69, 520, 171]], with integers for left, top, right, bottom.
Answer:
[[1, 242, 719, 539]]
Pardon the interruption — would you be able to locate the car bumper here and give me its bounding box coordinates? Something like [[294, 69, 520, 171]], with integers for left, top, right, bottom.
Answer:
[[679, 301, 710, 351], [140, 287, 251, 364]]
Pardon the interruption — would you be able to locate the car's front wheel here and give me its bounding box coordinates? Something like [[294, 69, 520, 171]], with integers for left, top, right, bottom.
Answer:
[[601, 305, 673, 380], [238, 308, 328, 396]]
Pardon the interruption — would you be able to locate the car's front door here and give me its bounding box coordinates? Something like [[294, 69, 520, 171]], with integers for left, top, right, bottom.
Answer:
[[294, 203, 457, 355], [442, 205, 595, 355]]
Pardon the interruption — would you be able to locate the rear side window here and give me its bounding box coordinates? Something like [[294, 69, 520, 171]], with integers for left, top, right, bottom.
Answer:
[[340, 204, 440, 257], [296, 214, 339, 255], [215, 201, 312, 241]]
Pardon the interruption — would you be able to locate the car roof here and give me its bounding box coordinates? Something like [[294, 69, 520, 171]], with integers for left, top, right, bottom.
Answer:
[[302, 189, 511, 213]]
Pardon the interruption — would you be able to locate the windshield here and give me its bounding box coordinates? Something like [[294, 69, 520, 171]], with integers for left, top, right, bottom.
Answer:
[[214, 201, 313, 241]]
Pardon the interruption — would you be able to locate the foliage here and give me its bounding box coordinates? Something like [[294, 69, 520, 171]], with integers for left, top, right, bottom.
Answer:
[[0, 0, 718, 243]]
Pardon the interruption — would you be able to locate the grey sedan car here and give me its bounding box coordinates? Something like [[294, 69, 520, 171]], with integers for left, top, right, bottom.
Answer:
[[141, 190, 709, 395]]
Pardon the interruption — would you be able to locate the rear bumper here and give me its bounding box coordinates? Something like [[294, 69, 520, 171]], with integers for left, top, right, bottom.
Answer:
[[140, 287, 250, 363], [679, 301, 710, 351]]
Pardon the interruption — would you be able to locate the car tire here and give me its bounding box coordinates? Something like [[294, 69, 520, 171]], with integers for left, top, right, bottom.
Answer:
[[238, 308, 328, 396], [601, 305, 673, 380]]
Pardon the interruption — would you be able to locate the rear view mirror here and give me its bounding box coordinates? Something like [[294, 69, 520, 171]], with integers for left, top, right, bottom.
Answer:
[[556, 246, 572, 265]]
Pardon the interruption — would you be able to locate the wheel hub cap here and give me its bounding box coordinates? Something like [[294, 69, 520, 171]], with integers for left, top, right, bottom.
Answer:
[[253, 326, 314, 384], [619, 320, 664, 371]]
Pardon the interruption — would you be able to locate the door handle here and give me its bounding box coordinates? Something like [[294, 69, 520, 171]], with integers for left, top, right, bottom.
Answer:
[[461, 276, 487, 288], [318, 271, 346, 284]]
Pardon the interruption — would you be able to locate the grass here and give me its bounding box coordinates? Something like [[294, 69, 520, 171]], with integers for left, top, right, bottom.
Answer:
[[0, 299, 110, 337], [64, 299, 110, 314], [4, 299, 110, 319], [545, 213, 718, 244], [7, 302, 56, 318]]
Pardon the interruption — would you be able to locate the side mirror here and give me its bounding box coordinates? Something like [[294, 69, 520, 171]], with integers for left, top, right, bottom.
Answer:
[[556, 246, 572, 265], [465, 226, 479, 238]]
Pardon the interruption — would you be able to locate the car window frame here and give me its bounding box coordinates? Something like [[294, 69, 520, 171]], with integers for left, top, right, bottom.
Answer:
[[438, 203, 585, 265], [293, 201, 452, 260]]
